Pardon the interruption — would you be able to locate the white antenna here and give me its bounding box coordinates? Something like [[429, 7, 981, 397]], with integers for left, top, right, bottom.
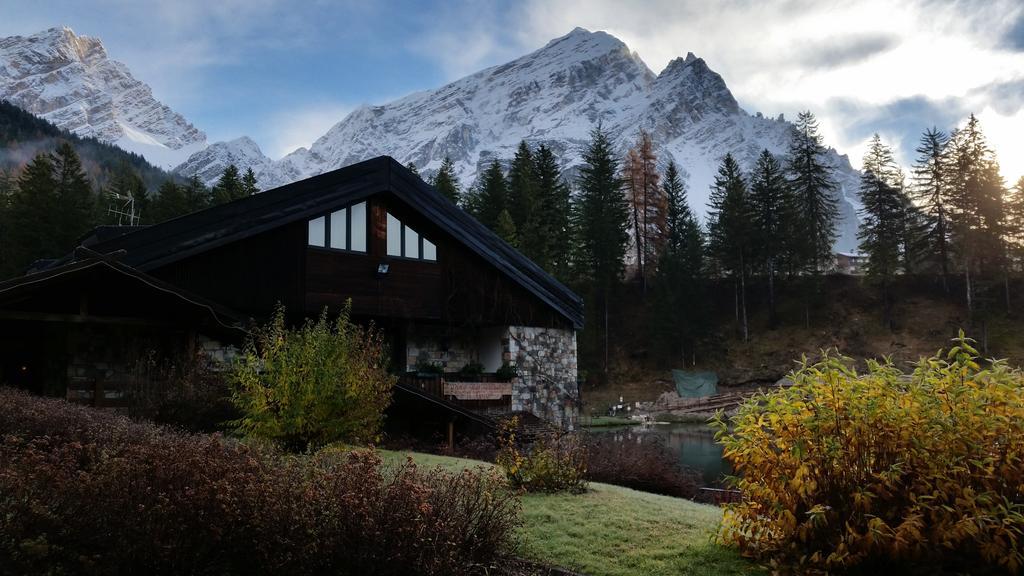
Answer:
[[107, 190, 140, 225]]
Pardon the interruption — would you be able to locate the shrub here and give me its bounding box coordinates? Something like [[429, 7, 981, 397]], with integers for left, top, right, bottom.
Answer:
[[714, 332, 1024, 573], [229, 302, 395, 450], [497, 417, 587, 493], [126, 349, 236, 432], [0, 388, 521, 576], [583, 433, 700, 498]]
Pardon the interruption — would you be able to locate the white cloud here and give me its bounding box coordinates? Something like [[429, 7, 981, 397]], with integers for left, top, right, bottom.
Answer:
[[262, 103, 355, 159], [503, 0, 1024, 182]]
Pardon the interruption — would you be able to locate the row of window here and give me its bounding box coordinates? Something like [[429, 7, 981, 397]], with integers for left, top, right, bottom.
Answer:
[[307, 202, 436, 261]]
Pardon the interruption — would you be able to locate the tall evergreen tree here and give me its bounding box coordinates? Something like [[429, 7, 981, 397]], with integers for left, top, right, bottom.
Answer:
[[1008, 177, 1024, 267], [911, 127, 952, 287], [651, 160, 707, 363], [431, 156, 461, 205], [149, 180, 188, 223], [707, 153, 753, 341], [212, 164, 245, 205], [786, 111, 839, 273], [507, 141, 544, 260], [574, 125, 629, 374], [51, 141, 96, 247], [946, 115, 1004, 316], [183, 174, 211, 213], [857, 135, 905, 327], [748, 149, 788, 325], [6, 153, 59, 274], [473, 160, 509, 230], [494, 208, 518, 246], [533, 144, 572, 279], [242, 167, 260, 197]]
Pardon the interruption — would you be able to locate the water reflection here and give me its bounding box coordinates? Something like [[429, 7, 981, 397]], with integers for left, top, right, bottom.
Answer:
[[588, 423, 732, 486]]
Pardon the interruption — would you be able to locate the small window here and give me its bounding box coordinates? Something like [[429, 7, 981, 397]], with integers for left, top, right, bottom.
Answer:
[[386, 211, 436, 261], [329, 209, 347, 249], [308, 201, 366, 252], [350, 202, 366, 252], [308, 216, 325, 247], [404, 228, 420, 259], [387, 213, 401, 256]]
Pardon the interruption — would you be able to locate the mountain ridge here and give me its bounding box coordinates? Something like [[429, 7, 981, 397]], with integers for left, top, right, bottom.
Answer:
[[175, 27, 860, 251]]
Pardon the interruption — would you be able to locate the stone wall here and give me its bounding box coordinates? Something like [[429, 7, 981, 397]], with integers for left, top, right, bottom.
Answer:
[[506, 326, 579, 429], [404, 324, 500, 373]]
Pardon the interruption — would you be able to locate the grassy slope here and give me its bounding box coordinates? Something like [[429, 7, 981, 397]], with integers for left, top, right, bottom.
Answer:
[[380, 450, 760, 576]]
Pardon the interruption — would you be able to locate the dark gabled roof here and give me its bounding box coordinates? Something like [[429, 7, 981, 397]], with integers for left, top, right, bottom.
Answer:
[[0, 254, 248, 335], [66, 156, 583, 328]]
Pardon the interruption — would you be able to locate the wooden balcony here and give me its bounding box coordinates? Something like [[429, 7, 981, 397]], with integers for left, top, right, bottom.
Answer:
[[398, 373, 512, 414]]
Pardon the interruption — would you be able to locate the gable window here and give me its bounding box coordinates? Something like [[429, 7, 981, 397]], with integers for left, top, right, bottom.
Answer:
[[307, 201, 367, 252], [386, 212, 436, 261]]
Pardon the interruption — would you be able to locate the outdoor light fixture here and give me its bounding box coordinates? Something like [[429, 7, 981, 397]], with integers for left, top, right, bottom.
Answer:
[[376, 263, 390, 278]]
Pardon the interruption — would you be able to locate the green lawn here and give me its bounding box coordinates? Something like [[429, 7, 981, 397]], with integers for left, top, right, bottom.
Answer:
[[380, 449, 760, 576]]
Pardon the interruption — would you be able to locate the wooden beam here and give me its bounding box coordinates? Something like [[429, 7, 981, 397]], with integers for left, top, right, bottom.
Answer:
[[0, 310, 177, 327]]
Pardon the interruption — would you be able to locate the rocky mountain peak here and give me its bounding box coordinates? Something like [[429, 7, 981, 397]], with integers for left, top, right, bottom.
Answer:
[[0, 26, 206, 169]]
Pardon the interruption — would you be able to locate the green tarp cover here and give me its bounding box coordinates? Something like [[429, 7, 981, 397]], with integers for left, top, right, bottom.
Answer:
[[672, 370, 718, 398]]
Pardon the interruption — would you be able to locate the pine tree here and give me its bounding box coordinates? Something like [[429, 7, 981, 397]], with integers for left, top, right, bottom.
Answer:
[[650, 160, 707, 363], [212, 164, 244, 205], [242, 167, 260, 196], [431, 156, 461, 205], [533, 144, 572, 279], [946, 115, 1004, 317], [473, 160, 509, 230], [574, 125, 629, 374], [150, 180, 188, 223], [183, 174, 211, 213], [507, 141, 543, 260], [911, 127, 952, 287], [495, 208, 518, 246], [1008, 177, 1024, 267], [707, 153, 753, 341], [406, 162, 419, 176], [857, 135, 905, 327], [0, 169, 12, 278], [6, 153, 59, 274], [749, 149, 788, 326], [786, 111, 839, 273], [51, 141, 95, 247]]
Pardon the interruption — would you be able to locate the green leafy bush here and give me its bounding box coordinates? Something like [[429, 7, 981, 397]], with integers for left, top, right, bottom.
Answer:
[[714, 332, 1024, 573], [229, 303, 395, 450], [497, 417, 587, 493], [0, 388, 521, 576]]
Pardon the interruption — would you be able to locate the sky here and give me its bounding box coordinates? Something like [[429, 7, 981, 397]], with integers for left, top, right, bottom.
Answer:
[[2, 0, 1023, 183]]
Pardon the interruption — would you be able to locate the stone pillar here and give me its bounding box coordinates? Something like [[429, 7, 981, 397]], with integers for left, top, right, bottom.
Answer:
[[506, 326, 579, 429]]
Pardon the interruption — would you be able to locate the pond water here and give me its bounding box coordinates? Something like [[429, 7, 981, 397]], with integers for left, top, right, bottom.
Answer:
[[586, 423, 733, 487]]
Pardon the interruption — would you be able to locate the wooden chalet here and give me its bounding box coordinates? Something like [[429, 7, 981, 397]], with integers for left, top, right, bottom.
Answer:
[[0, 157, 583, 434]]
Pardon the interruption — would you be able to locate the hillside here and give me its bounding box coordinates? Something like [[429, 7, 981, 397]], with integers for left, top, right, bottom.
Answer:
[[0, 99, 174, 190], [583, 274, 1024, 413]]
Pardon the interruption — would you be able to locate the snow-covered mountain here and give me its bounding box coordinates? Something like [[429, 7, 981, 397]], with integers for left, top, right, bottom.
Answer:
[[181, 27, 859, 251], [0, 26, 206, 169]]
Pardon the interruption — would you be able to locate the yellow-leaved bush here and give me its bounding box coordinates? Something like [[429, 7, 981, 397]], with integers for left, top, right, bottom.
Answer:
[[229, 302, 395, 450], [713, 332, 1024, 574], [496, 416, 588, 493]]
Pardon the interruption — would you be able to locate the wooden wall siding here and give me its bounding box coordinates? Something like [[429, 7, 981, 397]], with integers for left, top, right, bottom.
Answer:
[[151, 221, 306, 318], [305, 194, 571, 329]]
